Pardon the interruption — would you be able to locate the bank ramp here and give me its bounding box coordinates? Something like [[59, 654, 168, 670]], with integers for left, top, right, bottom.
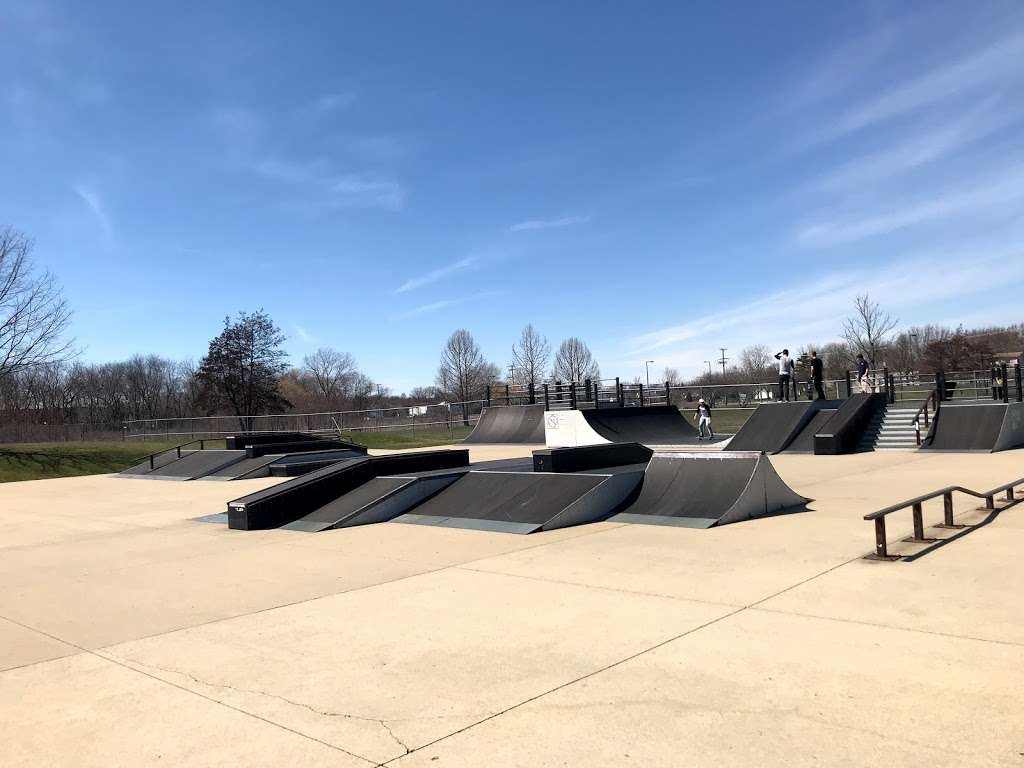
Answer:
[[464, 404, 545, 443], [728, 401, 838, 454], [392, 467, 643, 534], [609, 451, 808, 528], [924, 402, 1024, 452]]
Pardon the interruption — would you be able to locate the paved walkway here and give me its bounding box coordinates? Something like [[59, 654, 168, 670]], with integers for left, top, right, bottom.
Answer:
[[1, 449, 1022, 766]]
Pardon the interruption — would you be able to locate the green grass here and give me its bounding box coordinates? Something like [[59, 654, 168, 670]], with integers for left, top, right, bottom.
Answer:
[[0, 440, 223, 483], [678, 407, 753, 435]]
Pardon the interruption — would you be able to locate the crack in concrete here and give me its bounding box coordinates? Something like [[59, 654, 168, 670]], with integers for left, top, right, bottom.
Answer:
[[101, 653, 412, 757]]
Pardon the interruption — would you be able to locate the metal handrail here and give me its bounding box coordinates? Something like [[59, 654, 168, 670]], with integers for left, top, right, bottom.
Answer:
[[133, 437, 216, 471], [911, 388, 939, 447], [864, 476, 1024, 559]]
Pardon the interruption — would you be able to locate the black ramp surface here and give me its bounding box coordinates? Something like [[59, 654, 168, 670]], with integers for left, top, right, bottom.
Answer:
[[995, 403, 1024, 451], [225, 432, 314, 450], [395, 469, 644, 533], [783, 409, 837, 453], [140, 450, 246, 479], [728, 401, 830, 453], [610, 452, 808, 528], [533, 442, 653, 473], [228, 449, 470, 530], [268, 449, 368, 476], [581, 405, 698, 445], [925, 404, 1008, 451], [280, 471, 464, 532], [200, 454, 284, 480], [464, 404, 546, 443], [120, 449, 197, 476]]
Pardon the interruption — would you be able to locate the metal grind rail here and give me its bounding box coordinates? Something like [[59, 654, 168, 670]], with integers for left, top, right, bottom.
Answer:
[[864, 476, 1024, 560]]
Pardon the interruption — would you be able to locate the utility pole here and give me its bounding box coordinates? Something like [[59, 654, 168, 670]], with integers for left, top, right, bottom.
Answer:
[[704, 361, 712, 376], [718, 348, 729, 376]]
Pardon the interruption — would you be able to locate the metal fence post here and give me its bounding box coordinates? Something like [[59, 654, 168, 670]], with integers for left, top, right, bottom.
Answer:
[[937, 369, 946, 402], [616, 377, 623, 407], [485, 385, 491, 408], [543, 384, 550, 411], [528, 382, 535, 405], [845, 370, 851, 398], [638, 382, 644, 407], [665, 381, 671, 406], [1001, 363, 1009, 403], [505, 383, 511, 406], [570, 382, 577, 410], [1015, 363, 1022, 402]]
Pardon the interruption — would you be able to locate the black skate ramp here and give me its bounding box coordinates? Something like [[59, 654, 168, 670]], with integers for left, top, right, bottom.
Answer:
[[581, 405, 699, 446], [280, 470, 466, 532], [782, 409, 837, 453], [393, 467, 644, 534], [729, 400, 836, 454], [609, 451, 809, 529], [268, 449, 369, 476], [199, 454, 286, 480], [227, 449, 470, 530], [129, 449, 247, 480], [464, 404, 546, 443], [532, 442, 653, 473], [924, 403, 1024, 452], [813, 394, 885, 455], [120, 449, 198, 476]]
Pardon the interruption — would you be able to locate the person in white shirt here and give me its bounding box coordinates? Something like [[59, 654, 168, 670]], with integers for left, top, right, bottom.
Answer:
[[774, 349, 794, 401], [695, 397, 713, 440]]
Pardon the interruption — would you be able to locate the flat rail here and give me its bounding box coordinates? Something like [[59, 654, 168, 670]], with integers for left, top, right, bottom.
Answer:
[[864, 476, 1024, 559]]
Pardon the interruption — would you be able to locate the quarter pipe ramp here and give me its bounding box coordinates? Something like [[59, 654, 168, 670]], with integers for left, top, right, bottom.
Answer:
[[545, 405, 703, 448], [608, 451, 808, 528], [924, 402, 1024, 452], [464, 404, 546, 444]]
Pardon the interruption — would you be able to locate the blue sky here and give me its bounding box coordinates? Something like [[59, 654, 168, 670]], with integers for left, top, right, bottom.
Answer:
[[2, 1, 1023, 393]]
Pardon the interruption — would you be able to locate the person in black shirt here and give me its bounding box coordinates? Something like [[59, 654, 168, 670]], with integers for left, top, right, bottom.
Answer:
[[856, 353, 870, 393], [695, 397, 714, 440], [810, 350, 825, 400]]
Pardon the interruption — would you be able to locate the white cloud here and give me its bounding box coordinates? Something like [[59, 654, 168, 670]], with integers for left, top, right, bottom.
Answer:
[[397, 290, 501, 319], [509, 215, 590, 232], [625, 243, 1024, 377], [72, 183, 113, 240], [293, 325, 313, 343], [394, 256, 477, 294], [798, 164, 1024, 246], [314, 92, 356, 113], [329, 173, 404, 210]]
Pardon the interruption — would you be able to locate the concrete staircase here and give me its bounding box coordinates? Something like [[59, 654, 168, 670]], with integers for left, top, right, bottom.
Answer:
[[864, 405, 922, 451]]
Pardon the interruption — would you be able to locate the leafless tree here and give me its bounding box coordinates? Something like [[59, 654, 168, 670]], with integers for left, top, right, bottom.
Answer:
[[738, 344, 773, 378], [510, 324, 550, 390], [843, 293, 897, 366], [303, 347, 357, 401], [436, 329, 494, 423], [0, 227, 74, 383], [662, 366, 681, 384], [552, 337, 600, 383]]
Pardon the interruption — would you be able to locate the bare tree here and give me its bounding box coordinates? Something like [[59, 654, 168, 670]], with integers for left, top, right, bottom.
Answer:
[[510, 324, 550, 390], [843, 293, 897, 366], [303, 347, 356, 402], [738, 344, 773, 378], [552, 337, 600, 383], [0, 227, 74, 382], [662, 366, 681, 384], [436, 329, 494, 424]]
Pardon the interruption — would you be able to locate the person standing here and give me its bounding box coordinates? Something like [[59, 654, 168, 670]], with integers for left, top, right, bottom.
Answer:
[[695, 397, 713, 440], [856, 353, 871, 394], [774, 349, 793, 401], [810, 350, 825, 400]]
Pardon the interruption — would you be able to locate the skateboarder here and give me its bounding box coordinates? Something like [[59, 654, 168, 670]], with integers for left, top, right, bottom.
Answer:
[[856, 353, 870, 393], [774, 349, 794, 401], [695, 397, 714, 440], [809, 350, 825, 400]]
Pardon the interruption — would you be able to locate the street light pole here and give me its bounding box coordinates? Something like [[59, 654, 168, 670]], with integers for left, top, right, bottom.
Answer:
[[645, 360, 654, 387], [704, 361, 712, 375]]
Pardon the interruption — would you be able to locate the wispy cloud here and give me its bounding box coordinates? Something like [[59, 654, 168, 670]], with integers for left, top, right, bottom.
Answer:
[[314, 92, 356, 113], [397, 290, 502, 319], [73, 183, 113, 240], [394, 256, 477, 294], [293, 324, 313, 343], [509, 215, 590, 232], [798, 163, 1024, 246], [626, 243, 1024, 375]]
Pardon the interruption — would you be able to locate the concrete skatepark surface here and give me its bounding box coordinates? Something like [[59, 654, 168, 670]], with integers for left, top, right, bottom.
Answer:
[[1, 444, 1023, 766]]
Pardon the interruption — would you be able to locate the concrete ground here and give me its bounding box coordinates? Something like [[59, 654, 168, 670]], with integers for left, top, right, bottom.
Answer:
[[1, 446, 1022, 766]]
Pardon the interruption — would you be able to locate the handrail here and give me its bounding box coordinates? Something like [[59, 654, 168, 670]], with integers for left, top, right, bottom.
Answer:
[[133, 437, 216, 471], [911, 388, 940, 447], [864, 476, 1024, 559]]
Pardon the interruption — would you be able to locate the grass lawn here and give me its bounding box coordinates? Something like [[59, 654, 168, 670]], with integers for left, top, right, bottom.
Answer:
[[0, 428, 474, 482], [678, 407, 753, 435], [0, 440, 222, 483]]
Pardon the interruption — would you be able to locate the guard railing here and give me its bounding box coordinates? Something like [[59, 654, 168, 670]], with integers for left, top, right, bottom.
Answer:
[[864, 476, 1024, 560]]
